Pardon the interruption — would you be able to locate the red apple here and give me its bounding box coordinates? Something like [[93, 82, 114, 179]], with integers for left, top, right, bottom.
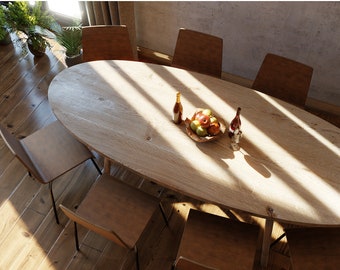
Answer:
[[207, 122, 220, 136], [195, 112, 210, 128]]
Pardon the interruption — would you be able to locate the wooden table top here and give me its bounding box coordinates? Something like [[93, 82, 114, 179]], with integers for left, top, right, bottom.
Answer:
[[48, 60, 340, 226]]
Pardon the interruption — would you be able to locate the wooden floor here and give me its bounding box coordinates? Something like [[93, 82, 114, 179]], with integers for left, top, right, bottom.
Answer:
[[2, 39, 336, 270]]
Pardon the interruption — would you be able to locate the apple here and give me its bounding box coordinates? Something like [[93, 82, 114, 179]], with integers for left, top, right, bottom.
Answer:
[[202, 108, 212, 116], [190, 120, 200, 131], [195, 112, 210, 128], [210, 116, 218, 124], [207, 122, 220, 136], [196, 126, 208, 137], [194, 111, 202, 121]]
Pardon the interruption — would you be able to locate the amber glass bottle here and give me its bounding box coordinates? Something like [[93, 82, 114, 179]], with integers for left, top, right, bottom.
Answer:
[[173, 92, 183, 124]]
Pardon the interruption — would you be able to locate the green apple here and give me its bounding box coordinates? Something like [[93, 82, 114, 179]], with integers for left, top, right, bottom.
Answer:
[[190, 120, 200, 131], [202, 108, 212, 116], [210, 116, 218, 124], [196, 126, 208, 137]]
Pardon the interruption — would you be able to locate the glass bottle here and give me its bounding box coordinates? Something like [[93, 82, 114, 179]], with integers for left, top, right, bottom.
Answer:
[[229, 107, 242, 151], [228, 107, 241, 138], [173, 92, 183, 124]]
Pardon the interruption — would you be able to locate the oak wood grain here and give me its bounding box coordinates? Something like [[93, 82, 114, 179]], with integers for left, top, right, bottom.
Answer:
[[49, 60, 340, 227]]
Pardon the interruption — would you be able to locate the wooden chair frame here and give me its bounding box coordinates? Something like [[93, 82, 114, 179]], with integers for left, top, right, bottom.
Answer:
[[60, 174, 168, 270], [0, 121, 102, 224], [285, 226, 340, 270], [252, 53, 313, 107], [82, 25, 137, 62], [172, 28, 223, 78], [173, 208, 260, 270], [173, 256, 219, 270]]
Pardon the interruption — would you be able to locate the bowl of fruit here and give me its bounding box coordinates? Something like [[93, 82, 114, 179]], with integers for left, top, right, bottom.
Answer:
[[184, 108, 226, 142]]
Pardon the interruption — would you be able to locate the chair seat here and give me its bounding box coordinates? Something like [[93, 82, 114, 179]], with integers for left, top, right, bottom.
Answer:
[[21, 121, 93, 183], [0, 120, 101, 224], [285, 227, 340, 270], [76, 174, 160, 248], [175, 209, 260, 270], [60, 173, 165, 269]]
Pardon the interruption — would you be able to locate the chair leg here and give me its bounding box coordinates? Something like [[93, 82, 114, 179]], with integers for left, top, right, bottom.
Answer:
[[135, 246, 140, 270], [49, 182, 60, 224], [171, 262, 176, 270], [74, 222, 80, 251], [270, 232, 286, 248], [91, 157, 102, 175], [159, 202, 169, 227]]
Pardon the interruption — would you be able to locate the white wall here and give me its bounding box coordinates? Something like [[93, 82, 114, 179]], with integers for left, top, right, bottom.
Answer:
[[134, 1, 340, 107]]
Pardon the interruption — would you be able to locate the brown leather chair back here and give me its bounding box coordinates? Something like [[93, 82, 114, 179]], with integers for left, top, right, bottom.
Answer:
[[285, 227, 340, 270], [82, 25, 136, 62], [252, 53, 313, 107], [174, 209, 260, 269], [172, 28, 223, 78]]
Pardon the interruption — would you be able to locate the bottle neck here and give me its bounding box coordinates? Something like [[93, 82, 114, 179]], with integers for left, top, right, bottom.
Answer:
[[236, 107, 241, 115], [176, 93, 181, 103]]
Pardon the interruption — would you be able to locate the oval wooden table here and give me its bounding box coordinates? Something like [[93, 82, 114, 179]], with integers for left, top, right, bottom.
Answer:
[[48, 60, 340, 267]]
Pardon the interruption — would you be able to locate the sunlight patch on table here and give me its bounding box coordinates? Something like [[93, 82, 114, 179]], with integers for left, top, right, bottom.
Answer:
[[88, 61, 340, 222], [94, 62, 239, 184], [258, 92, 339, 156]]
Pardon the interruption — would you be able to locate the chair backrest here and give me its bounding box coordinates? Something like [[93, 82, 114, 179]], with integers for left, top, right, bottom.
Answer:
[[174, 256, 218, 270], [82, 25, 136, 62], [175, 209, 260, 270], [0, 124, 41, 179], [59, 204, 130, 249], [252, 53, 313, 107], [285, 227, 340, 270], [172, 28, 223, 78]]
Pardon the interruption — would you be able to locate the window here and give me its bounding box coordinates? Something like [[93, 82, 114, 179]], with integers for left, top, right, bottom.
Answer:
[[47, 0, 81, 19]]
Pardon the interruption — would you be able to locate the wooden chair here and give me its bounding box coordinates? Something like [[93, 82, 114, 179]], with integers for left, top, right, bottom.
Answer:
[[60, 173, 168, 270], [173, 209, 260, 270], [285, 227, 340, 270], [174, 256, 218, 270], [252, 53, 313, 108], [172, 28, 223, 78], [0, 121, 101, 224], [82, 25, 137, 62]]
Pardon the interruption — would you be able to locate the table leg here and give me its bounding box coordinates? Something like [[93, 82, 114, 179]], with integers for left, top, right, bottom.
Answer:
[[103, 158, 111, 174], [261, 218, 273, 268]]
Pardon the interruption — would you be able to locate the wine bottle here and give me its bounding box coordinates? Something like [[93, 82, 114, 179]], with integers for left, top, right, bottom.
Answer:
[[228, 107, 241, 138], [173, 92, 183, 124]]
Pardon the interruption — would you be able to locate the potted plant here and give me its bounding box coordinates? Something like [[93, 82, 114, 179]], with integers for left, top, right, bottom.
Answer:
[[54, 22, 82, 67], [0, 4, 11, 45], [6, 1, 56, 56]]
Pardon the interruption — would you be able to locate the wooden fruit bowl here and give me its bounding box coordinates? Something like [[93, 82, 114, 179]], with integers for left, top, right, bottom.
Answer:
[[184, 110, 226, 142]]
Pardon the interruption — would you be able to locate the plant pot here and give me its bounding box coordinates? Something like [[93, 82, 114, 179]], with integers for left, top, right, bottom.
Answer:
[[65, 50, 83, 67], [0, 31, 12, 45], [28, 42, 46, 57]]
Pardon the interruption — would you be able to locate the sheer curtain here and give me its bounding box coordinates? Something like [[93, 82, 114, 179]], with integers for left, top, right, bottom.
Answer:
[[79, 1, 137, 59]]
